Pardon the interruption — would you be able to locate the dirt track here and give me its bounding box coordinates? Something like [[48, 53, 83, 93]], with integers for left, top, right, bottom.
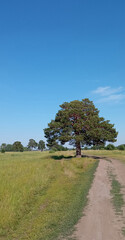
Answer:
[[72, 158, 125, 240]]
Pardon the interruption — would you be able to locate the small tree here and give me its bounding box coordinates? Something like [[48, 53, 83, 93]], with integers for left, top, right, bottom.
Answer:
[[38, 140, 45, 151], [5, 144, 13, 152], [28, 139, 37, 150], [105, 144, 115, 150], [13, 141, 24, 152], [1, 143, 6, 151], [44, 98, 118, 157], [1, 148, 5, 153]]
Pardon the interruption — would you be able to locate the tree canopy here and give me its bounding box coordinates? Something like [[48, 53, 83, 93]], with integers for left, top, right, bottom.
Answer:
[[28, 139, 37, 150], [38, 140, 45, 151], [44, 98, 118, 157], [13, 141, 24, 152]]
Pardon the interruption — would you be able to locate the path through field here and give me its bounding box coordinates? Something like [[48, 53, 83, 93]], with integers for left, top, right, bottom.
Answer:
[[72, 158, 125, 240]]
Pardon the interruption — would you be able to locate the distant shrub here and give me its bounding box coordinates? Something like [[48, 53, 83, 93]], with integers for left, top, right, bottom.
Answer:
[[5, 144, 13, 152], [91, 145, 104, 150], [117, 145, 125, 151], [49, 149, 55, 153], [56, 145, 68, 151], [105, 144, 115, 150], [1, 149, 5, 153], [91, 146, 97, 150], [84, 147, 88, 150], [23, 147, 29, 151], [13, 141, 24, 152], [49, 148, 56, 153], [49, 145, 68, 152]]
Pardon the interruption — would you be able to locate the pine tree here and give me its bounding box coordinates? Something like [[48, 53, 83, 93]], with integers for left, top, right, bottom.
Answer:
[[44, 99, 118, 157]]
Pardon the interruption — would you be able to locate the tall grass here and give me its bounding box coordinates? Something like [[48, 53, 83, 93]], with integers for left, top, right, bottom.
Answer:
[[0, 151, 98, 240]]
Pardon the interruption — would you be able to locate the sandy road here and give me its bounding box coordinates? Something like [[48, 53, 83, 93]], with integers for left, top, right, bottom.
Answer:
[[72, 158, 125, 240]]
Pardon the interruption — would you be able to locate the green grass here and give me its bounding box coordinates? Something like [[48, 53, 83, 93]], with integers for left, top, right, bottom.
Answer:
[[109, 173, 124, 214], [122, 227, 125, 236], [108, 169, 125, 236], [0, 151, 98, 240]]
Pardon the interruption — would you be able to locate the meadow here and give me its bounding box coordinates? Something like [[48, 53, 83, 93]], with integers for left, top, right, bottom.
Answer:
[[84, 150, 125, 163], [0, 151, 98, 240]]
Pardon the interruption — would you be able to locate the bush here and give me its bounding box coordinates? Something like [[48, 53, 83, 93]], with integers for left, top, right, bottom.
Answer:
[[84, 147, 88, 150], [105, 144, 116, 150], [55, 145, 68, 151], [49, 149, 56, 153], [91, 145, 104, 150], [1, 149, 5, 153], [13, 141, 24, 152], [5, 144, 13, 152], [49, 145, 68, 152], [117, 145, 125, 151]]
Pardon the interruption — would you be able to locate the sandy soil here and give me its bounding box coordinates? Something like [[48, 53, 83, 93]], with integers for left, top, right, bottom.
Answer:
[[72, 158, 125, 240]]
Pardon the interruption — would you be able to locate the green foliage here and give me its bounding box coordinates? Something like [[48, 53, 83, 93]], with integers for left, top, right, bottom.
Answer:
[[44, 98, 118, 156], [49, 149, 56, 153], [84, 147, 88, 150], [0, 151, 98, 240], [1, 148, 5, 153], [105, 144, 116, 150], [49, 145, 68, 153], [13, 141, 24, 152], [1, 143, 6, 150], [38, 140, 45, 151], [28, 139, 37, 150], [54, 145, 68, 151], [5, 144, 13, 152], [23, 146, 29, 151], [91, 143, 105, 150], [117, 145, 125, 151], [0, 143, 7, 153]]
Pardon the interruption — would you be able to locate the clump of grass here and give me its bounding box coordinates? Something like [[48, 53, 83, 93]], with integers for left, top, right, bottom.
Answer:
[[108, 169, 125, 236], [122, 227, 125, 236], [0, 151, 98, 240], [111, 177, 124, 214], [108, 170, 125, 215]]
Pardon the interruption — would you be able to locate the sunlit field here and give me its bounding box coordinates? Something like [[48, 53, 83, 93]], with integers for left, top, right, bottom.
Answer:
[[0, 151, 98, 240], [83, 150, 125, 163]]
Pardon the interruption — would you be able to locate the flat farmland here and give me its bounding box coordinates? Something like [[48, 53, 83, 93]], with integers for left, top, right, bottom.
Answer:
[[0, 151, 98, 240]]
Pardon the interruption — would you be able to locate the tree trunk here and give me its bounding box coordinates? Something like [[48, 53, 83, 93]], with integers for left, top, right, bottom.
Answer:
[[76, 142, 81, 157]]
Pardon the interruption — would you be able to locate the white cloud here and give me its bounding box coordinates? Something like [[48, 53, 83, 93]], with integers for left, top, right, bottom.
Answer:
[[93, 86, 123, 96], [92, 86, 125, 103], [98, 94, 125, 103]]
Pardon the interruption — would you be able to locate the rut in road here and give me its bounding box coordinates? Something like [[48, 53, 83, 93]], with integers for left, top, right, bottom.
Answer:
[[71, 158, 125, 240]]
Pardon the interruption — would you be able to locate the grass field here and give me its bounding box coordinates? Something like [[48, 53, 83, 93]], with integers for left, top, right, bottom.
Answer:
[[0, 151, 98, 240], [83, 150, 125, 163]]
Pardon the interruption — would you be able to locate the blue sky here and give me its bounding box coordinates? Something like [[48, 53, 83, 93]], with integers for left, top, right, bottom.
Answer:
[[0, 0, 125, 146]]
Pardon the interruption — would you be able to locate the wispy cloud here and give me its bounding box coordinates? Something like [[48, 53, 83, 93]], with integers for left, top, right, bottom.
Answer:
[[92, 86, 125, 103]]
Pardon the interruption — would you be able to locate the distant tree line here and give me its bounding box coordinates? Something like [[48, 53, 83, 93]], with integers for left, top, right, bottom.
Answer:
[[0, 139, 69, 153], [83, 144, 125, 151], [1, 140, 125, 153], [0, 139, 46, 153]]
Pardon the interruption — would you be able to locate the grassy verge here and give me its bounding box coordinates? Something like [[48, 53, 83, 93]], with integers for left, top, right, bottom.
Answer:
[[0, 151, 98, 240], [109, 172, 124, 214], [108, 169, 125, 236]]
